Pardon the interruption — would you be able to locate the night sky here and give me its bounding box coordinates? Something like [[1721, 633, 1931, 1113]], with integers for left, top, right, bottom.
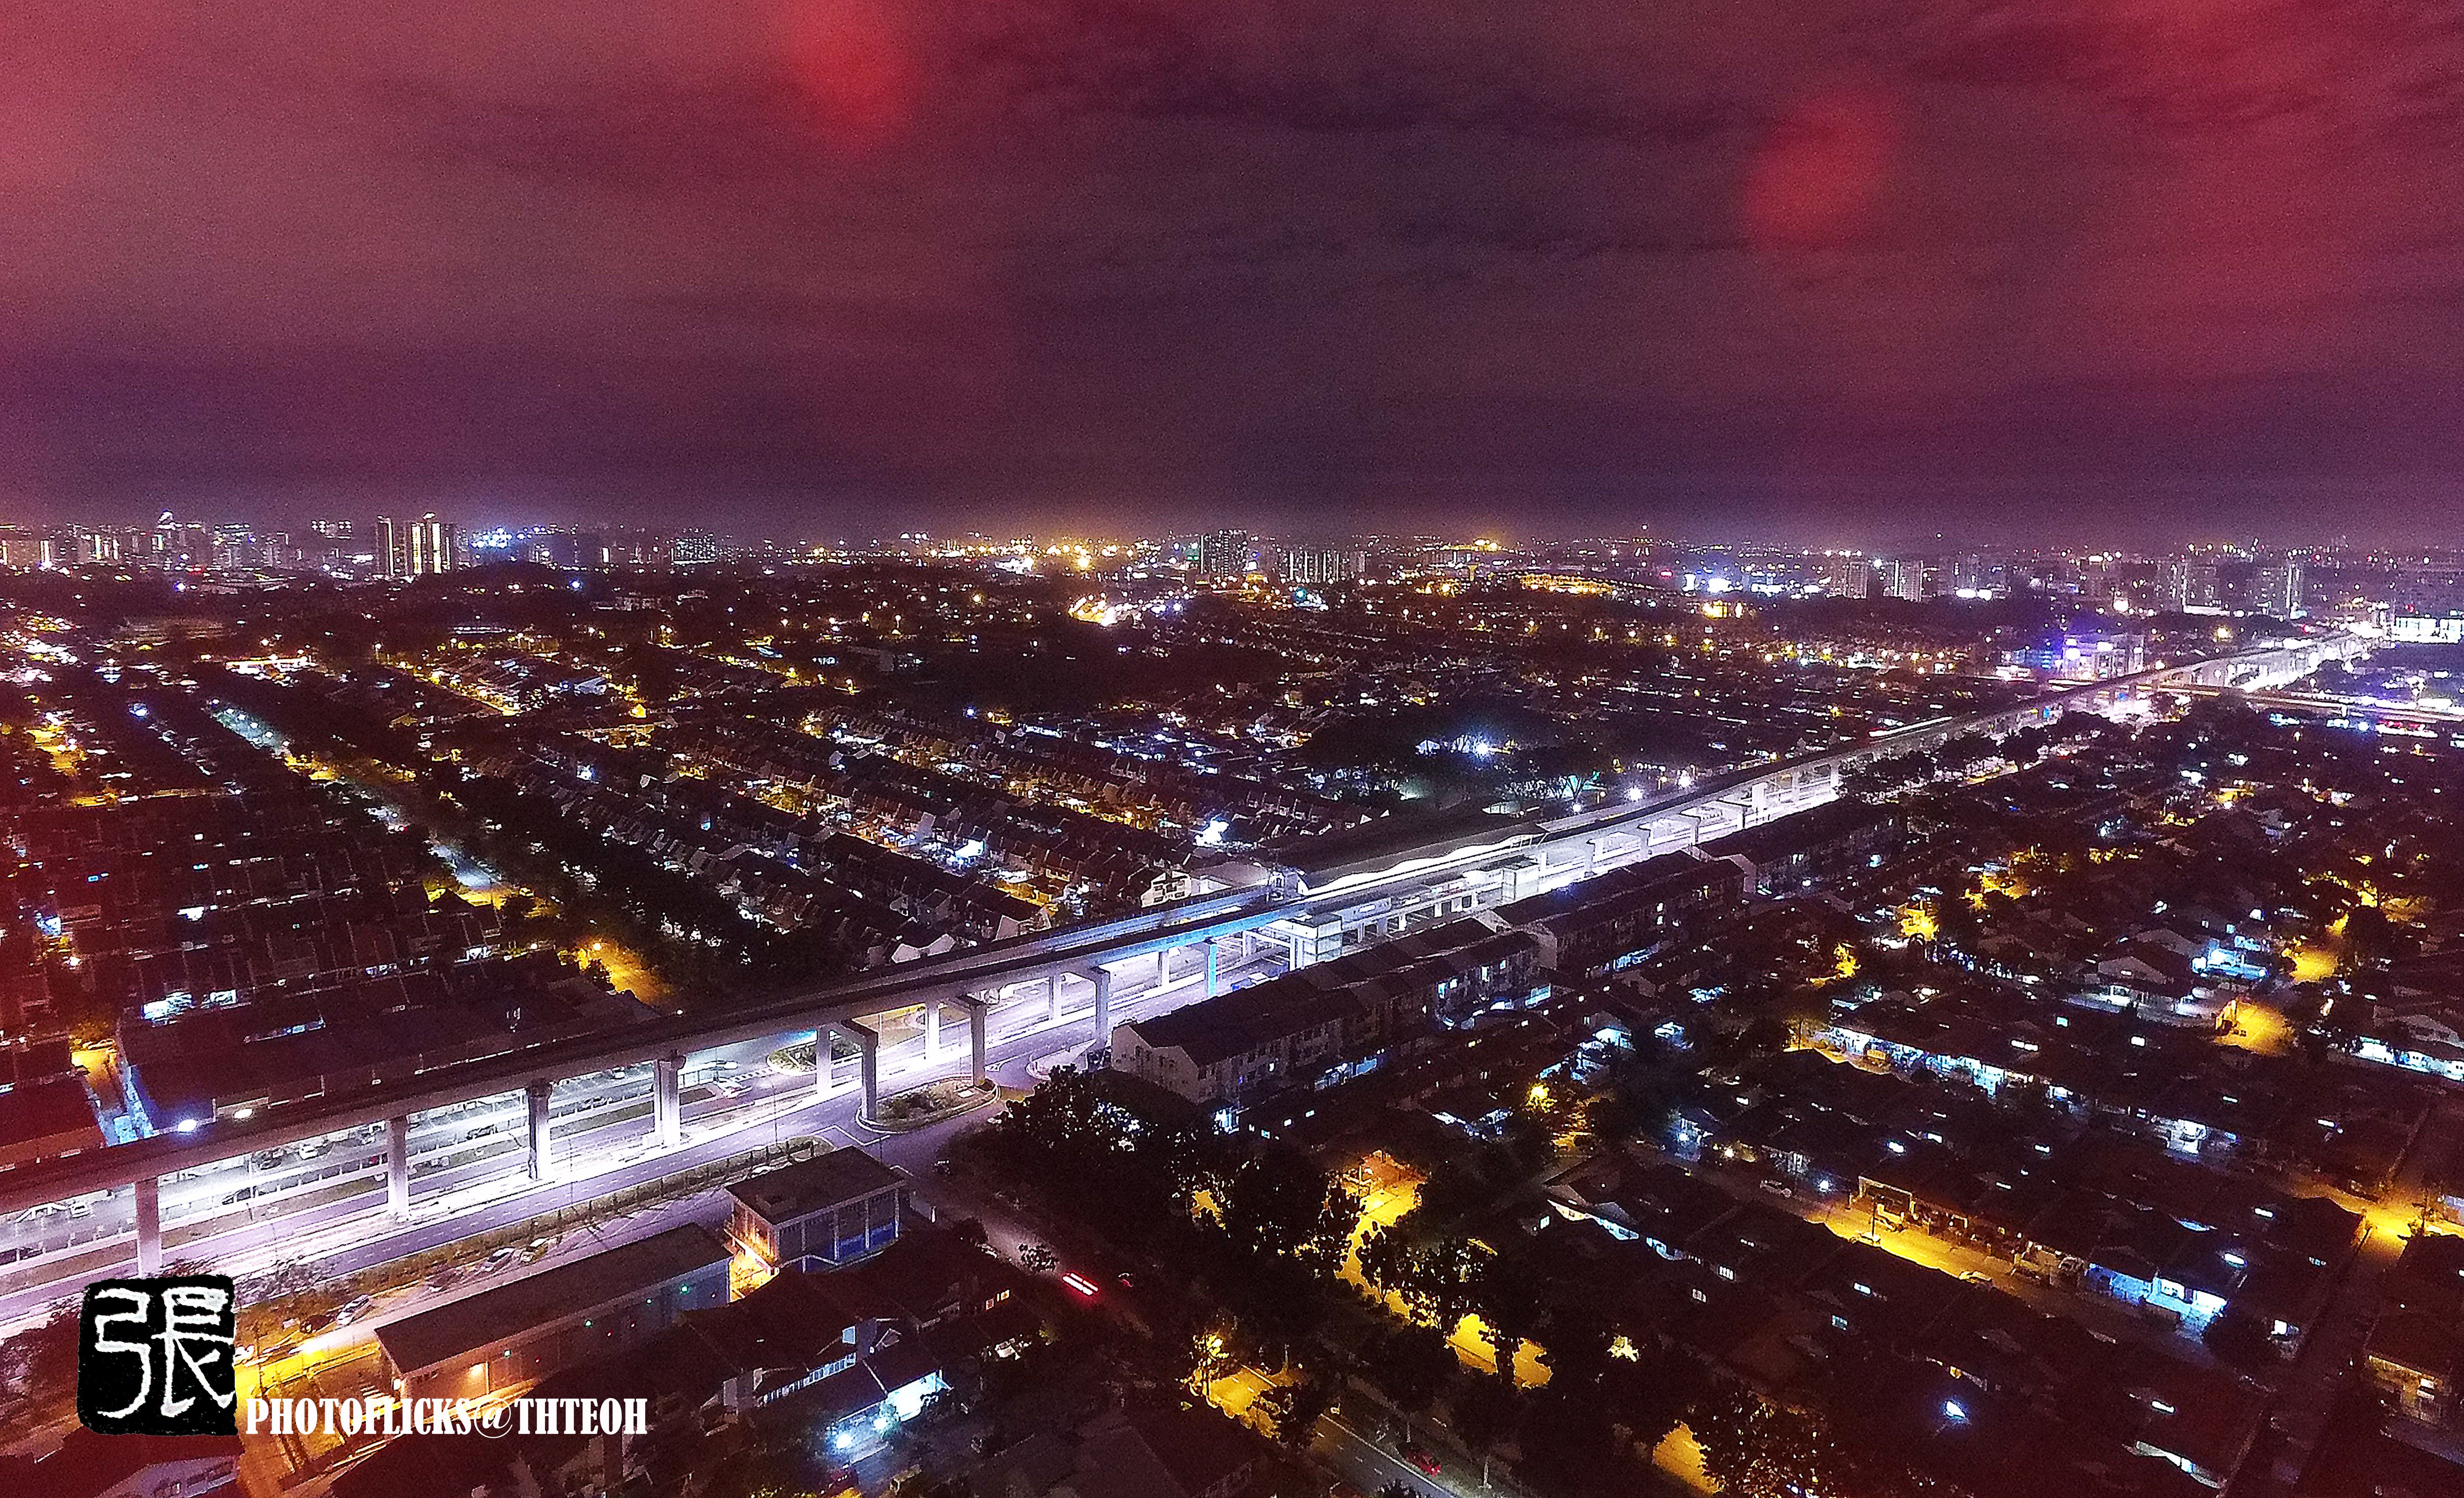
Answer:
[[6, 0, 2461, 540]]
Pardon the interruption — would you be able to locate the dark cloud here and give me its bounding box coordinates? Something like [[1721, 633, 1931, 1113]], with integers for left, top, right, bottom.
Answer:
[[2, 0, 2460, 539]]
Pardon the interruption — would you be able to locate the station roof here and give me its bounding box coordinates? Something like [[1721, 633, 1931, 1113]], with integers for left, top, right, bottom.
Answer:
[[374, 1223, 728, 1377]]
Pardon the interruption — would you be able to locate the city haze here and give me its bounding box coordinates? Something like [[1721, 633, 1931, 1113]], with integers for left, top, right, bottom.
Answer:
[[5, 1, 2464, 537]]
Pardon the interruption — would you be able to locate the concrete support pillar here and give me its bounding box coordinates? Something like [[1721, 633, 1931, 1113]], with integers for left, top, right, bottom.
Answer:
[[1044, 974, 1060, 1024], [813, 1031, 838, 1099], [962, 996, 989, 1085], [386, 1114, 411, 1219], [1091, 967, 1115, 1048], [834, 1020, 880, 1119], [1204, 937, 1219, 998], [654, 1052, 683, 1149], [1586, 837, 1602, 875], [525, 1079, 554, 1182], [135, 1177, 162, 1277], [925, 999, 943, 1063]]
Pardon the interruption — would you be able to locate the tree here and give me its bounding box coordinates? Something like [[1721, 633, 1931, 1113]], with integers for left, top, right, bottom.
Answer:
[[0, 1302, 79, 1410], [1938, 733, 1995, 772], [1688, 1381, 1862, 1498], [1473, 1252, 1547, 1386], [1258, 1376, 1337, 1449], [1602, 1340, 1705, 1455], [1358, 1223, 1411, 1295], [1186, 1321, 1239, 1391], [1213, 1145, 1362, 1275], [1933, 893, 1982, 948], [1398, 1237, 1485, 1331], [1452, 1374, 1523, 1478], [1361, 1323, 1457, 1418]]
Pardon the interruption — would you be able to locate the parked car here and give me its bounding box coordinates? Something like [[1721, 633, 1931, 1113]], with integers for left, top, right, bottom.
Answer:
[[334, 1295, 376, 1326], [518, 1236, 555, 1265]]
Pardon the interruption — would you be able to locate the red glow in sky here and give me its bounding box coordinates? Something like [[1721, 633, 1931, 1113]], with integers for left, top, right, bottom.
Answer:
[[1743, 87, 1900, 249], [783, 1, 915, 150]]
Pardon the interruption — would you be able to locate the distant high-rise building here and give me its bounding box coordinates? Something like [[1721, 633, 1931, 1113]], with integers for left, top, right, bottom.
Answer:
[[2162, 558, 2221, 612], [1817, 553, 1871, 599], [2253, 558, 2304, 619], [671, 530, 718, 566], [1874, 556, 1929, 601], [1278, 545, 1362, 586], [1197, 529, 1252, 581], [375, 514, 455, 577], [408, 515, 455, 576], [1949, 553, 1995, 597]]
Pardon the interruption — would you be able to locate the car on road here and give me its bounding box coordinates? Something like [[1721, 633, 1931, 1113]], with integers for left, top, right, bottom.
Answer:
[[519, 1236, 555, 1265], [931, 1158, 955, 1177], [464, 1126, 494, 1142], [1960, 1270, 1992, 1284], [334, 1294, 376, 1326], [1759, 1179, 1794, 1198], [482, 1246, 521, 1272], [220, 1186, 255, 1206], [1401, 1445, 1444, 1477], [252, 1149, 289, 1170]]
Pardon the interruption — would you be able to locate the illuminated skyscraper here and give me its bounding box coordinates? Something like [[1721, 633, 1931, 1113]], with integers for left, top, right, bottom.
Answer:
[[376, 515, 404, 579], [2253, 558, 2303, 619], [406, 514, 455, 576]]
